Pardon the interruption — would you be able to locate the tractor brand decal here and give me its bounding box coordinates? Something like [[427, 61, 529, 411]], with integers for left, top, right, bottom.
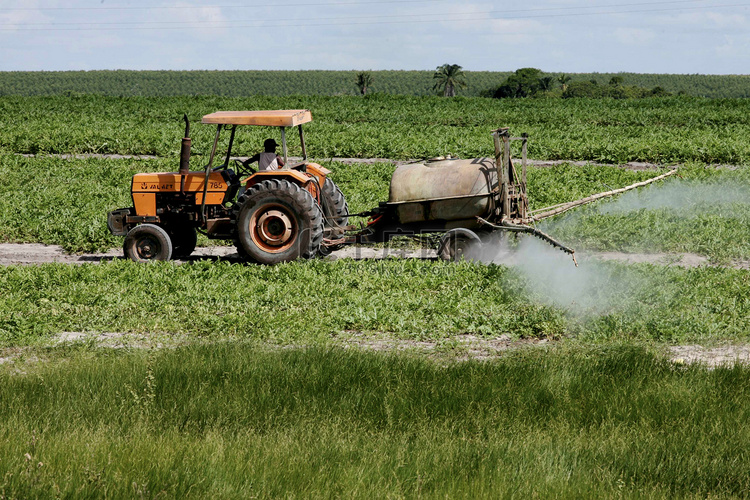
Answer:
[[139, 182, 175, 190]]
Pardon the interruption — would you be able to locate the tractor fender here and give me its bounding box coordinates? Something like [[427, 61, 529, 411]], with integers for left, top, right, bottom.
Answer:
[[244, 168, 327, 203]]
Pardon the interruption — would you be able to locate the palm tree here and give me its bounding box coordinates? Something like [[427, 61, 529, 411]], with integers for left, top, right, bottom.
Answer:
[[538, 76, 555, 92], [557, 74, 572, 91], [355, 71, 374, 96], [432, 64, 467, 97]]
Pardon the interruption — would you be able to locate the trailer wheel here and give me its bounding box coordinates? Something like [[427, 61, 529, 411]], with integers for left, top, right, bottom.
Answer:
[[123, 224, 173, 262], [321, 178, 349, 229], [438, 228, 481, 262], [233, 179, 324, 264], [167, 226, 197, 258]]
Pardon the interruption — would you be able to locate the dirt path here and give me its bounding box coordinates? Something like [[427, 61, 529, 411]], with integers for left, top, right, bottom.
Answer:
[[0, 243, 435, 265], [1, 243, 747, 269], [2, 332, 748, 369], [18, 153, 698, 170]]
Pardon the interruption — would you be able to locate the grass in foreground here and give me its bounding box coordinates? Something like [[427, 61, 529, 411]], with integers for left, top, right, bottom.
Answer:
[[1, 344, 749, 498]]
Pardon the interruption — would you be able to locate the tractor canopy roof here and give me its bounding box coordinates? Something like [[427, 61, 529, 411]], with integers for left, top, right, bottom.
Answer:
[[201, 110, 312, 127]]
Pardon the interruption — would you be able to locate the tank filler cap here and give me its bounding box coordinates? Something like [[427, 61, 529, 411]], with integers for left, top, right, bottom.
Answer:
[[426, 154, 456, 163]]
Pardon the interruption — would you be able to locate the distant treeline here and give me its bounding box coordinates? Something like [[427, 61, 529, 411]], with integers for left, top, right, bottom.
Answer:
[[0, 70, 749, 98]]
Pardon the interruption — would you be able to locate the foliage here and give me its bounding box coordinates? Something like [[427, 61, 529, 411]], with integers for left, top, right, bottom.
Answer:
[[1, 155, 749, 346], [354, 71, 373, 96], [4, 95, 750, 164], [0, 258, 564, 344], [0, 155, 158, 252], [558, 74, 572, 91], [432, 64, 468, 97], [542, 165, 750, 264], [3, 86, 750, 498], [2, 249, 750, 344], [1, 69, 750, 98], [488, 67, 544, 98], [538, 75, 555, 92], [484, 70, 671, 100], [562, 80, 672, 99]]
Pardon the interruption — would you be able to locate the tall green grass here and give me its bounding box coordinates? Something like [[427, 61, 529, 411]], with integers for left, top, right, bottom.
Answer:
[[1, 344, 749, 498]]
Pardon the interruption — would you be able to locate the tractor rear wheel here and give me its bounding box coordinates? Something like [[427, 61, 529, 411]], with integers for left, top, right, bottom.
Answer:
[[167, 226, 198, 258], [321, 178, 349, 229], [438, 228, 481, 262], [123, 224, 173, 262], [233, 179, 324, 264]]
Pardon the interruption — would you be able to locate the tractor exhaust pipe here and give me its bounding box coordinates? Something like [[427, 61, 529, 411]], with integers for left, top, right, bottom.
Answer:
[[180, 113, 191, 193]]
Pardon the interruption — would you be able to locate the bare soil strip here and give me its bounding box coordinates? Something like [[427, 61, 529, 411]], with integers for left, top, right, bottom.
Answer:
[[2, 333, 749, 369], [16, 153, 696, 170], [0, 243, 432, 265], [0, 243, 747, 269]]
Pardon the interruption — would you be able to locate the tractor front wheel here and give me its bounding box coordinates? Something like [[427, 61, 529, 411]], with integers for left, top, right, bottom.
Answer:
[[233, 179, 324, 264], [123, 224, 173, 262]]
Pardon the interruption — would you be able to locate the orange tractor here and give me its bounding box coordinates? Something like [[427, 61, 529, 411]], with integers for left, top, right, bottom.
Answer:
[[108, 110, 348, 263]]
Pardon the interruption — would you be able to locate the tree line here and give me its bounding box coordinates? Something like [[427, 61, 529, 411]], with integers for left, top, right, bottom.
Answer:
[[0, 69, 748, 98], [482, 68, 674, 99]]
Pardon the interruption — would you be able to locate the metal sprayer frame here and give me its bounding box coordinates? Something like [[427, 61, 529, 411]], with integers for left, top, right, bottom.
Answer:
[[491, 128, 529, 221]]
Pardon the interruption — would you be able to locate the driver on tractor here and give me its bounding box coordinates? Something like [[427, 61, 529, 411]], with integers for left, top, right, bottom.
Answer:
[[243, 138, 285, 171]]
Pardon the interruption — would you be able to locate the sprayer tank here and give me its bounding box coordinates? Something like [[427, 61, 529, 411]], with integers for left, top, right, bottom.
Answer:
[[388, 158, 497, 226]]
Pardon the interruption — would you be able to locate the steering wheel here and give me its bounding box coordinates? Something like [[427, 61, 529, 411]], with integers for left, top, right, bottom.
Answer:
[[234, 158, 256, 176]]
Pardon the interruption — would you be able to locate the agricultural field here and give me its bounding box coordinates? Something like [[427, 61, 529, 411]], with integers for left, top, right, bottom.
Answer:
[[2, 94, 750, 163], [2, 69, 750, 98], [2, 94, 750, 497]]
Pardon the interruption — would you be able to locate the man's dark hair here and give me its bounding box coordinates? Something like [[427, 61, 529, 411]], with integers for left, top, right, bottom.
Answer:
[[263, 138, 278, 152]]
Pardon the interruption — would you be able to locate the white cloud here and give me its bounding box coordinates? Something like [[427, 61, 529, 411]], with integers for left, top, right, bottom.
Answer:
[[0, 0, 748, 73], [0, 0, 52, 33], [164, 2, 227, 38]]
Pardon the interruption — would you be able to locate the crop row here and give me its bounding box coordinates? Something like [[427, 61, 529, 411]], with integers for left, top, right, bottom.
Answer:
[[2, 70, 750, 98], [0, 155, 674, 254], [2, 255, 750, 346], [2, 95, 750, 163], [1, 154, 747, 263]]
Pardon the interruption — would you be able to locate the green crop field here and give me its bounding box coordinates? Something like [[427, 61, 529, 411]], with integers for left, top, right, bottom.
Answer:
[[2, 93, 750, 497], [2, 69, 749, 98], [2, 95, 750, 164]]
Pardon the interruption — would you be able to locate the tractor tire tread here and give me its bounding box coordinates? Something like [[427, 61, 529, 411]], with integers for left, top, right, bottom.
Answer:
[[231, 179, 324, 263]]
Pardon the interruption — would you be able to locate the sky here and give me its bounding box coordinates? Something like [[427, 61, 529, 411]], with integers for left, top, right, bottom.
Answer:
[[1, 0, 749, 74]]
